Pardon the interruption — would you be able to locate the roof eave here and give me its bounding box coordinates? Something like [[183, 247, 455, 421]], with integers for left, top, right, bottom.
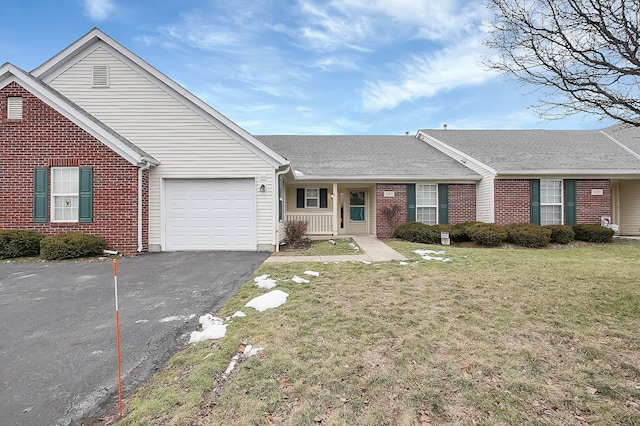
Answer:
[[290, 175, 482, 182]]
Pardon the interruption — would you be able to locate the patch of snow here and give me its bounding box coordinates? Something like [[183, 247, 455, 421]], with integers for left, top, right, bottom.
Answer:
[[349, 242, 356, 248], [292, 275, 310, 284], [159, 314, 196, 323], [245, 290, 289, 312], [399, 261, 408, 265], [254, 274, 270, 282], [244, 344, 264, 357], [189, 314, 228, 343], [354, 247, 360, 251], [304, 270, 320, 277], [414, 249, 452, 262], [328, 239, 336, 245], [204, 353, 214, 359], [362, 260, 372, 265], [231, 311, 246, 318], [255, 278, 277, 289], [135, 319, 149, 323]]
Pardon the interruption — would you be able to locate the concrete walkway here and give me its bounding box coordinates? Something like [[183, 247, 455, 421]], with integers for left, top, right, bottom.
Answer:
[[264, 235, 406, 263]]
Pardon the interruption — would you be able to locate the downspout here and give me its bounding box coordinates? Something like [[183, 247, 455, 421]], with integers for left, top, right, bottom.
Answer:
[[137, 161, 152, 252], [274, 164, 291, 252]]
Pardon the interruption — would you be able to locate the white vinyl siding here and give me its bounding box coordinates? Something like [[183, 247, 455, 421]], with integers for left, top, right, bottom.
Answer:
[[7, 97, 23, 119], [617, 181, 640, 236], [416, 184, 438, 225], [47, 47, 276, 250], [540, 179, 563, 225]]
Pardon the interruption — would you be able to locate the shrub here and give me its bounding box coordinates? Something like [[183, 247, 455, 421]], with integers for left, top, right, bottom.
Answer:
[[506, 223, 551, 248], [573, 224, 615, 243], [283, 220, 308, 244], [450, 221, 480, 243], [467, 223, 507, 247], [0, 230, 44, 259], [393, 222, 440, 244], [544, 225, 575, 244], [40, 232, 106, 260]]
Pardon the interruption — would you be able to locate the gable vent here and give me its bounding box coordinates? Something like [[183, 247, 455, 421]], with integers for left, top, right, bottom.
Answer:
[[92, 65, 110, 88], [7, 97, 23, 119]]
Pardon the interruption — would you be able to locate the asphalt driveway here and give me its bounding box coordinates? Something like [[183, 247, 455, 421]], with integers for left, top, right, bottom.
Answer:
[[0, 251, 269, 426]]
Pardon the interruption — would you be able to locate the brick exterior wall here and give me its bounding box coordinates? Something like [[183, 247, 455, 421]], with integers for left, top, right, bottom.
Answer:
[[494, 179, 531, 225], [375, 184, 407, 238], [576, 179, 612, 224], [448, 184, 476, 224], [494, 178, 612, 225], [0, 82, 147, 255], [375, 183, 477, 237]]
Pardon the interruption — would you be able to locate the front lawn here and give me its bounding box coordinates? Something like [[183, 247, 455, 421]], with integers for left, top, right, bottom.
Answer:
[[116, 242, 640, 425]]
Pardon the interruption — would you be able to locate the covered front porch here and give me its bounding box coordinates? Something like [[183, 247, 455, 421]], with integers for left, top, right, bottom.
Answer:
[[284, 183, 376, 236]]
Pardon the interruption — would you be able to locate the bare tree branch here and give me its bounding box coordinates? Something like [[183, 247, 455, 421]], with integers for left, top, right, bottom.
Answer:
[[483, 0, 640, 125]]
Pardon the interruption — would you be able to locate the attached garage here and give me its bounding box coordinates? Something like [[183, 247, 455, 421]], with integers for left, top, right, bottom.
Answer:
[[165, 179, 256, 250]]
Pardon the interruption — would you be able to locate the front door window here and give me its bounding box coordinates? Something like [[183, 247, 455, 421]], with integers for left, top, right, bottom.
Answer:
[[349, 191, 365, 221]]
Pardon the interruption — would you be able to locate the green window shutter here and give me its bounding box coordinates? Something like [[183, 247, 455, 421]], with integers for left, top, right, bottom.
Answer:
[[530, 179, 541, 225], [565, 179, 576, 225], [406, 184, 416, 222], [78, 167, 93, 223], [296, 188, 305, 208], [33, 168, 48, 223], [438, 184, 449, 225], [319, 188, 328, 208]]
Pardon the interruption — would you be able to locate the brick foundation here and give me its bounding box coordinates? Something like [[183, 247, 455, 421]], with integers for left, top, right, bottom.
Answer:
[[0, 82, 147, 255]]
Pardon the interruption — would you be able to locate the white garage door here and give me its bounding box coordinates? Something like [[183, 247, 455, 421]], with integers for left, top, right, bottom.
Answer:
[[165, 179, 256, 250]]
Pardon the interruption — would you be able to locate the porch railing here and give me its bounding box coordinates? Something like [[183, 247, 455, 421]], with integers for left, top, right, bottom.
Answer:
[[286, 213, 333, 235]]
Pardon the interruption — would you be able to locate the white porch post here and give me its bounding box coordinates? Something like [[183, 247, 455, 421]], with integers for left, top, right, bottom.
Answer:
[[332, 182, 339, 236]]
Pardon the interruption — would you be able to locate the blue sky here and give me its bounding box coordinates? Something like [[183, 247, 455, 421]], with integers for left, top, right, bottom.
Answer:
[[1, 0, 615, 135]]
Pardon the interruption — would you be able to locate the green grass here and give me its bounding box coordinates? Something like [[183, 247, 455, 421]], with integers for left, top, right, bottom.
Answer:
[[115, 242, 640, 425], [273, 238, 362, 256]]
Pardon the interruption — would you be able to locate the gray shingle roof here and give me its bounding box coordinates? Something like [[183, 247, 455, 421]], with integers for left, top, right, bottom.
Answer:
[[602, 123, 640, 159], [420, 129, 640, 174], [256, 135, 480, 180]]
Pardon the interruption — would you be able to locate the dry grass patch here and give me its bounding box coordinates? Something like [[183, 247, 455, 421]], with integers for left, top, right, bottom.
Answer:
[[116, 244, 640, 425]]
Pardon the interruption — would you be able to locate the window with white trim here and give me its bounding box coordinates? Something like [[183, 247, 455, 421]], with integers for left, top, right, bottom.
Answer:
[[51, 167, 79, 222], [540, 179, 563, 225], [278, 177, 284, 221], [8, 97, 23, 119], [305, 188, 319, 208], [416, 184, 438, 225]]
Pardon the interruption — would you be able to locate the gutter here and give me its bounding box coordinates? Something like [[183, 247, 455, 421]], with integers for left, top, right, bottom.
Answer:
[[274, 164, 291, 252], [137, 161, 152, 252]]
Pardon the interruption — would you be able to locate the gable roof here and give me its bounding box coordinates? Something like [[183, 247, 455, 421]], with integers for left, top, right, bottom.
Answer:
[[419, 129, 640, 176], [257, 135, 481, 181], [0, 62, 158, 166], [32, 28, 288, 169]]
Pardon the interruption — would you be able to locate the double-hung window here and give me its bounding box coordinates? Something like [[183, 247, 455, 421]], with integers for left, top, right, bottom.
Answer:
[[34, 166, 93, 223], [540, 179, 562, 225], [52, 167, 79, 222], [416, 184, 438, 225], [305, 188, 319, 208]]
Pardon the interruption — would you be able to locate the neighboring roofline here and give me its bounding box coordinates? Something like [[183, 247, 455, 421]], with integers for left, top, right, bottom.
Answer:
[[498, 170, 640, 177], [32, 28, 288, 169], [288, 175, 482, 182], [416, 130, 498, 175], [0, 63, 159, 167], [600, 129, 640, 161]]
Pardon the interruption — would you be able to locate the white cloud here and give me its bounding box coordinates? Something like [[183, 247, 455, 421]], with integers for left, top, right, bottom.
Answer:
[[82, 0, 115, 21], [362, 37, 497, 112]]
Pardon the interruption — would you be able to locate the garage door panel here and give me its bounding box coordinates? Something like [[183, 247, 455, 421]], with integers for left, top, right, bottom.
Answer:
[[165, 179, 256, 250]]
